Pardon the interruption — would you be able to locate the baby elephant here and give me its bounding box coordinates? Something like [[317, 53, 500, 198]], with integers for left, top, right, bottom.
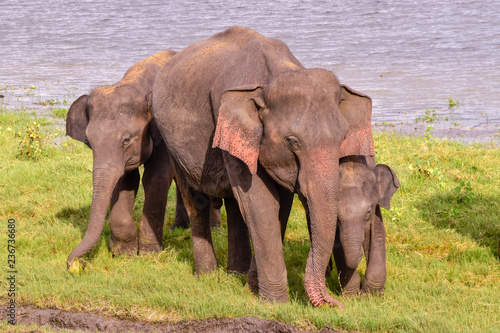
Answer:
[[66, 50, 182, 270], [333, 155, 400, 296]]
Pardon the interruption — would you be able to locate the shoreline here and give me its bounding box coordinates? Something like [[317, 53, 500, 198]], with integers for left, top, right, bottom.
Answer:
[[1, 80, 498, 145]]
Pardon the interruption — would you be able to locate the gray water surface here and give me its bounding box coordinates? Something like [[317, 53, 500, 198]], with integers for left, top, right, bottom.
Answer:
[[1, 0, 499, 142]]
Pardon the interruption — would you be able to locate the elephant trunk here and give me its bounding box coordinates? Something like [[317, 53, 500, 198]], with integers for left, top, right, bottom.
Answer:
[[339, 237, 364, 270], [302, 147, 345, 309], [66, 166, 121, 269]]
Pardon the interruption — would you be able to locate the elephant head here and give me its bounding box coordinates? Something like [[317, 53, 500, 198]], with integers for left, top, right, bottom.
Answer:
[[213, 68, 374, 307], [337, 157, 399, 273], [65, 85, 157, 268]]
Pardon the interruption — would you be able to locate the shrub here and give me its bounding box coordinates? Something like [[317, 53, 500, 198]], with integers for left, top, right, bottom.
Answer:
[[14, 121, 58, 160]]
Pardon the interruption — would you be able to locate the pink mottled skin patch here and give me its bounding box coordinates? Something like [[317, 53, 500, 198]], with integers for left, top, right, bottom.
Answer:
[[309, 146, 339, 177], [212, 90, 261, 174], [340, 124, 375, 158]]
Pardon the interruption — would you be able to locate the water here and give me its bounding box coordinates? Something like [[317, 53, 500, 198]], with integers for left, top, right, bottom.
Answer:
[[1, 0, 499, 142]]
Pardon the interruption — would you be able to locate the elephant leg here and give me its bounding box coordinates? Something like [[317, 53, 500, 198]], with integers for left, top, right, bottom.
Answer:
[[175, 168, 217, 274], [223, 152, 288, 303], [246, 185, 293, 295], [139, 142, 174, 253], [109, 168, 140, 255], [361, 205, 386, 295], [225, 197, 251, 274], [170, 183, 190, 230], [209, 198, 222, 228], [333, 225, 361, 296]]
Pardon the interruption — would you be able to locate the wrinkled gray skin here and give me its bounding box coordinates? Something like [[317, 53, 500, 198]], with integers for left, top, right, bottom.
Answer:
[[65, 50, 179, 268], [333, 155, 400, 296], [153, 27, 375, 307]]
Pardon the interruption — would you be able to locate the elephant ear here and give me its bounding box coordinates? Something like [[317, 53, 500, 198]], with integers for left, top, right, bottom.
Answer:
[[212, 85, 264, 174], [145, 92, 164, 147], [339, 85, 375, 158], [374, 164, 400, 210], [66, 94, 90, 147], [145, 92, 153, 113], [149, 119, 164, 147]]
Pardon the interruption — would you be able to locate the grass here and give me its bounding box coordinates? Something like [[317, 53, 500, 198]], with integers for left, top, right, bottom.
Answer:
[[51, 107, 68, 119], [0, 109, 499, 332]]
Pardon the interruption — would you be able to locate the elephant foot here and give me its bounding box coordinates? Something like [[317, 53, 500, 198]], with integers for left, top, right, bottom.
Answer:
[[193, 243, 218, 275], [342, 287, 360, 297], [245, 258, 259, 295], [110, 236, 138, 256], [169, 216, 190, 231], [138, 239, 162, 254], [245, 259, 289, 304], [194, 261, 218, 275], [249, 267, 288, 304], [360, 286, 384, 297], [227, 263, 250, 275]]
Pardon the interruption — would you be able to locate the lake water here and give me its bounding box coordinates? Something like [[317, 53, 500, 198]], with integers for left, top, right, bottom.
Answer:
[[1, 0, 499, 142]]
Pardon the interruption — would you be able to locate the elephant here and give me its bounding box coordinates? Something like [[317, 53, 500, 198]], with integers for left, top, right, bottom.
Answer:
[[152, 27, 374, 307], [169, 194, 222, 230], [66, 50, 187, 269], [333, 155, 399, 296]]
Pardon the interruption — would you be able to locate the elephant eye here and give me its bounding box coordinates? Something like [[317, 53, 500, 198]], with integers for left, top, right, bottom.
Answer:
[[365, 206, 373, 220], [285, 136, 301, 151], [122, 135, 131, 146]]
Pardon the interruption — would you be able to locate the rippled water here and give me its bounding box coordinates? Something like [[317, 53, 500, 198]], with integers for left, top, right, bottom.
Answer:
[[1, 0, 499, 142]]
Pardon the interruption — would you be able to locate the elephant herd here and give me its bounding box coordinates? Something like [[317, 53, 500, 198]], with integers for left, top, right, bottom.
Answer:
[[65, 27, 401, 309]]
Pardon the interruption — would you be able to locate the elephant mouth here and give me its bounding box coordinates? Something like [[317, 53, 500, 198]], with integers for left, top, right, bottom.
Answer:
[[125, 157, 141, 170]]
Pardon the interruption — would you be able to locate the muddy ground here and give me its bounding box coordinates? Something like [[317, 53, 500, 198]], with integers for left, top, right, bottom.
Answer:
[[1, 305, 344, 332]]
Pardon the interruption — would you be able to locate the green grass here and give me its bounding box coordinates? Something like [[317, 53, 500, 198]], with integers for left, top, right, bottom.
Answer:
[[1, 110, 499, 332], [51, 107, 68, 119]]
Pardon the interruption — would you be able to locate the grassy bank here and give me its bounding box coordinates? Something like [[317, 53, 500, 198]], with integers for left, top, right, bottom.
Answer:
[[1, 109, 499, 332]]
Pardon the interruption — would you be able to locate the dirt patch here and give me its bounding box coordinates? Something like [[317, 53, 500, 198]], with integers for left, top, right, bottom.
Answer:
[[1, 305, 344, 332]]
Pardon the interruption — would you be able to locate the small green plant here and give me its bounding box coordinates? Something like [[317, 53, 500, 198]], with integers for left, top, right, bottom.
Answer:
[[424, 125, 434, 139], [416, 108, 438, 123], [14, 121, 56, 159], [454, 180, 475, 203], [410, 155, 442, 179], [39, 98, 58, 106], [448, 96, 459, 108]]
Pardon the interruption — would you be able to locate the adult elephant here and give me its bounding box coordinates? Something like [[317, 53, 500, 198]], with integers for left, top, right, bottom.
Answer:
[[152, 27, 374, 307], [66, 50, 181, 270]]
